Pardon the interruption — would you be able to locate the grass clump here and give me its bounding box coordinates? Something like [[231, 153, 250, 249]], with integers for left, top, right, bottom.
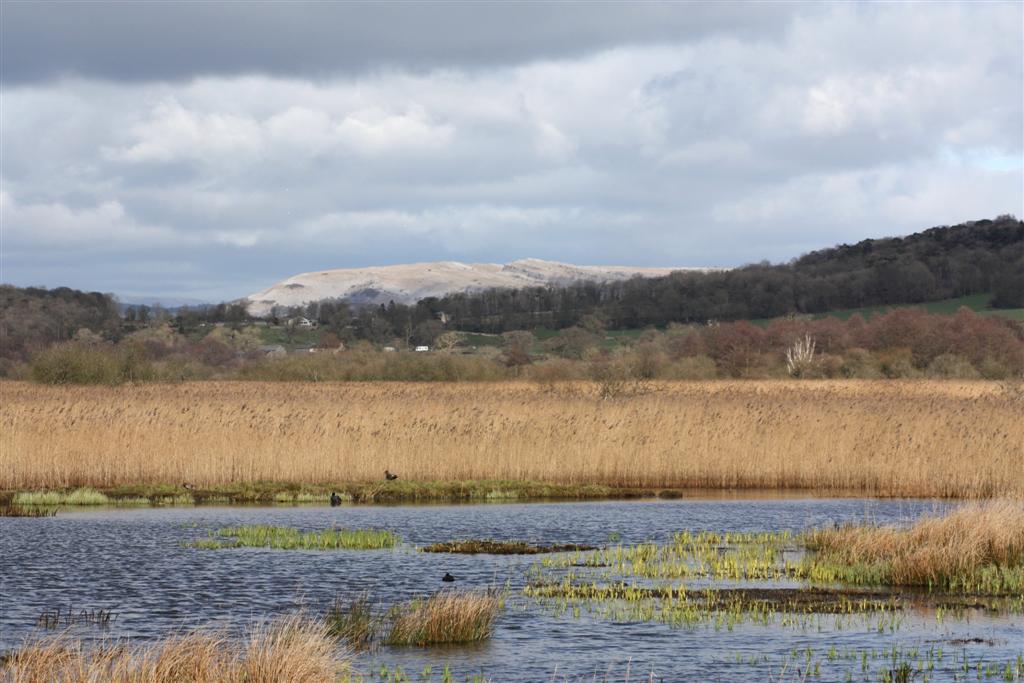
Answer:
[[0, 614, 346, 682], [327, 594, 376, 650], [204, 525, 399, 550], [0, 505, 57, 517], [803, 500, 1024, 593], [387, 589, 503, 647], [12, 488, 109, 506], [421, 539, 596, 555]]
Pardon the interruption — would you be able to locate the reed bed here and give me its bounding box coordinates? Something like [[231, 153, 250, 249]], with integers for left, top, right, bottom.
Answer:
[[804, 500, 1024, 592], [0, 614, 346, 683], [2, 380, 1021, 498], [386, 590, 503, 646]]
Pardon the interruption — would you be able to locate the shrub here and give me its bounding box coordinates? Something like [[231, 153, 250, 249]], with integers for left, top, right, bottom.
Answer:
[[661, 355, 719, 380], [840, 348, 882, 379], [30, 343, 154, 385], [877, 349, 919, 378], [926, 354, 980, 379]]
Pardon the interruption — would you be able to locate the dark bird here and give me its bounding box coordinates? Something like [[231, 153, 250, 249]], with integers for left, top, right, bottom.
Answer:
[[330, 492, 342, 507], [182, 483, 196, 491], [385, 470, 398, 481], [442, 572, 456, 582]]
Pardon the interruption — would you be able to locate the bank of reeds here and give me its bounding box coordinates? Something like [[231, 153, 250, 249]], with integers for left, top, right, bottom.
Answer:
[[2, 380, 1021, 498], [386, 590, 503, 646], [804, 501, 1024, 592], [0, 615, 346, 683]]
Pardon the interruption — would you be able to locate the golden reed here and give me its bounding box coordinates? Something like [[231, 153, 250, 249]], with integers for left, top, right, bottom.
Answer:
[[1, 380, 1020, 498], [0, 615, 345, 683]]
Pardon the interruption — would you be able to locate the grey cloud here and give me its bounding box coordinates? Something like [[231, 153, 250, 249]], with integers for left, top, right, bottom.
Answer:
[[1, 2, 1021, 302], [1, 1, 795, 84]]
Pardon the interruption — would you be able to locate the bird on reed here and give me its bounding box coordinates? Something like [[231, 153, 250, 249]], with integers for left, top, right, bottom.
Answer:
[[385, 470, 398, 481]]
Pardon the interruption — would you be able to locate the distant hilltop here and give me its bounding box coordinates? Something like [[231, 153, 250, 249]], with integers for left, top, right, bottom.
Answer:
[[244, 258, 719, 316]]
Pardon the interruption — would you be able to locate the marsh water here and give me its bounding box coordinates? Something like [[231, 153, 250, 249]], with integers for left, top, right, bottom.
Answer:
[[2, 497, 1021, 681]]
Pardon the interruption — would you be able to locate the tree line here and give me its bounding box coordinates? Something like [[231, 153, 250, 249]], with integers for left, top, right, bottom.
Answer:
[[422, 216, 1023, 334]]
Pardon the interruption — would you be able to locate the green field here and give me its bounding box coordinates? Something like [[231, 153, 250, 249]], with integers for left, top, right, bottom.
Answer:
[[259, 326, 324, 349], [801, 293, 1024, 323], [250, 293, 1022, 355]]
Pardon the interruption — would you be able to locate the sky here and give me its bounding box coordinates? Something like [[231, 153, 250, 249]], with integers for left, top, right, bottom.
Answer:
[[1, 1, 1022, 304]]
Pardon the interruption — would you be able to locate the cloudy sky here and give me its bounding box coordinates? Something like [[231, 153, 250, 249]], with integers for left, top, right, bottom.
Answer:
[[2, 1, 1022, 303]]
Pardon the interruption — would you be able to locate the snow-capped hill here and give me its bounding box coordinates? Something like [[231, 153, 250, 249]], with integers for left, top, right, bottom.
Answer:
[[244, 258, 717, 316]]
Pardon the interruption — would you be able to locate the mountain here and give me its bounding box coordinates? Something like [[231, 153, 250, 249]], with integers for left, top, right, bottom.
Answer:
[[244, 258, 717, 316]]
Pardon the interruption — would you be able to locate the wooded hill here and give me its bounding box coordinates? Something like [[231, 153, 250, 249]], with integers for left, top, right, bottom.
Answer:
[[414, 216, 1023, 334]]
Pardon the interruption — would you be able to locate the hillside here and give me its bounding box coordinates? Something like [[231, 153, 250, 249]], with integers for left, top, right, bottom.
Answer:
[[424, 216, 1024, 333], [243, 259, 717, 316]]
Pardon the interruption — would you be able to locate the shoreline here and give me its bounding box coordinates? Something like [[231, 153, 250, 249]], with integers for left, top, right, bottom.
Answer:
[[0, 480, 991, 508]]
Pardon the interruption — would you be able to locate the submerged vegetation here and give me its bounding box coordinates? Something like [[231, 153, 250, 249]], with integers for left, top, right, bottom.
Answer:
[[0, 615, 347, 682], [4, 380, 1022, 499], [188, 525, 400, 550], [532, 504, 1024, 597], [36, 606, 116, 629], [523, 504, 1024, 637], [421, 539, 596, 554]]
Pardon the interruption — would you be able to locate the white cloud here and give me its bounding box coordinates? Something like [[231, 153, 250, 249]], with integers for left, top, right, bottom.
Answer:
[[1, 2, 1020, 299], [104, 99, 264, 164], [1, 191, 182, 247]]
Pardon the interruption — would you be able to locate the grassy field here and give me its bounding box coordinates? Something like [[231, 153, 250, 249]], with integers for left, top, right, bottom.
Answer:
[[2, 380, 1021, 499], [752, 293, 1024, 325]]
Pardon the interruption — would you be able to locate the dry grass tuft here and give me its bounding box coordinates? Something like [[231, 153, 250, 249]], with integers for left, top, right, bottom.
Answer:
[[2, 380, 1021, 498], [0, 614, 346, 683], [805, 500, 1024, 590], [387, 589, 503, 646]]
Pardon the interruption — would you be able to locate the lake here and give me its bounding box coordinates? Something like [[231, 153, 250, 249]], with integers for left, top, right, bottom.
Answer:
[[2, 497, 1021, 681]]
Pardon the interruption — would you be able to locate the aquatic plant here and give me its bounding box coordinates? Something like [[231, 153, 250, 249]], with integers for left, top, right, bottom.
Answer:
[[0, 614, 347, 682], [327, 594, 376, 650], [387, 589, 503, 646], [192, 525, 399, 550], [0, 505, 56, 517], [4, 380, 1022, 499], [36, 606, 116, 629], [11, 488, 109, 506], [803, 500, 1024, 593], [421, 539, 596, 555]]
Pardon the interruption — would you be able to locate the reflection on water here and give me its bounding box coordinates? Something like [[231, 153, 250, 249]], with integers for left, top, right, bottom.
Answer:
[[2, 498, 1021, 681]]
